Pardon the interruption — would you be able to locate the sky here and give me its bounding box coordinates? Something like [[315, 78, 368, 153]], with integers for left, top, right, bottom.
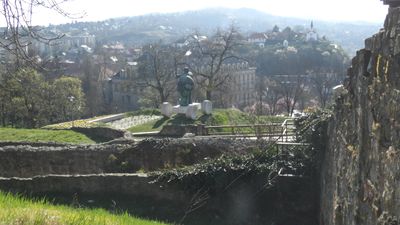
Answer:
[[31, 0, 388, 25]]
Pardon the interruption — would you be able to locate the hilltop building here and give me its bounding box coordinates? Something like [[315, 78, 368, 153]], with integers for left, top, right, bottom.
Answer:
[[31, 34, 96, 56], [247, 33, 268, 48], [247, 23, 320, 47], [306, 21, 318, 42]]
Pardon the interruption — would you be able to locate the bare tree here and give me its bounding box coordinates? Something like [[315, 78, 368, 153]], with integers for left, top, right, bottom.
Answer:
[[0, 0, 80, 65], [187, 26, 243, 100], [254, 75, 267, 115], [254, 76, 282, 115], [310, 70, 341, 108], [265, 79, 282, 115], [277, 75, 306, 116], [138, 43, 183, 105]]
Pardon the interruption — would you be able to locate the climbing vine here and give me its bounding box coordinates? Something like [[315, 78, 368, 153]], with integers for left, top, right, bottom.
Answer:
[[295, 109, 332, 173], [150, 138, 316, 192]]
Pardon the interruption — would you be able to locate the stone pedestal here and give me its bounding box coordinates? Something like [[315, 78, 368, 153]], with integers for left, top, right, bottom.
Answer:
[[163, 102, 206, 119], [161, 102, 173, 117], [172, 103, 202, 119], [202, 100, 212, 115], [186, 103, 200, 120], [173, 105, 188, 114], [191, 103, 201, 110]]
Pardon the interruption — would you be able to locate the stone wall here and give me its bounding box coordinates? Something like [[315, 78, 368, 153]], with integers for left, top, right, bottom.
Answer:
[[0, 173, 317, 225], [320, 7, 400, 225], [0, 174, 186, 202], [0, 142, 122, 178], [0, 137, 317, 225], [0, 138, 259, 178]]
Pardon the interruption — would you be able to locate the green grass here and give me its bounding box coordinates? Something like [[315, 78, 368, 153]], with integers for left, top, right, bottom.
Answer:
[[0, 128, 96, 144], [127, 108, 289, 133], [125, 108, 161, 117], [0, 191, 169, 225], [127, 120, 165, 133]]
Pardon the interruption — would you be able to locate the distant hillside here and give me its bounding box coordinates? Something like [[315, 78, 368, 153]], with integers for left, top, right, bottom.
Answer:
[[52, 8, 381, 56]]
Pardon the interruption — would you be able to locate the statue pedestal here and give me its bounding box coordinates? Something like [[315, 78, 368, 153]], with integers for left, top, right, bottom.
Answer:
[[190, 103, 201, 111], [161, 102, 173, 117], [201, 100, 212, 115], [186, 103, 201, 120], [172, 105, 188, 114], [161, 101, 212, 119], [172, 103, 201, 119]]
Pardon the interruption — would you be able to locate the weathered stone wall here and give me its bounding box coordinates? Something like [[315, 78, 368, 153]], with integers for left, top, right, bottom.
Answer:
[[0, 142, 122, 177], [0, 174, 187, 202], [0, 173, 317, 225], [321, 7, 400, 225], [0, 138, 258, 178]]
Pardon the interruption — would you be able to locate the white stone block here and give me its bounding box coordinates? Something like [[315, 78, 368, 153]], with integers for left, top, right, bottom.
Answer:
[[190, 102, 201, 110], [161, 102, 173, 117], [185, 105, 197, 120], [202, 100, 213, 115], [173, 105, 188, 114]]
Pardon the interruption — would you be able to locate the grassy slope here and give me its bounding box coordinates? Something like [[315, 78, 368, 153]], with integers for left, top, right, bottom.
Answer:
[[0, 191, 169, 225], [0, 128, 96, 144], [128, 108, 288, 133], [127, 121, 163, 133]]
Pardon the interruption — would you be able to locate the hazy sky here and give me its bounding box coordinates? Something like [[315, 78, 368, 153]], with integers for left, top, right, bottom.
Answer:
[[32, 0, 388, 25]]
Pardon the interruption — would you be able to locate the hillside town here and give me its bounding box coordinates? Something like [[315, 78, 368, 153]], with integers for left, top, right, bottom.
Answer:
[[0, 17, 349, 127], [0, 1, 393, 225]]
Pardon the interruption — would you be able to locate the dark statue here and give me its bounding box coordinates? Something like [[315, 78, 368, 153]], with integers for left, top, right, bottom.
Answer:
[[177, 67, 194, 106]]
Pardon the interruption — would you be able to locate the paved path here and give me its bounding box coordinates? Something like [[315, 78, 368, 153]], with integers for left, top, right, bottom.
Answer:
[[87, 113, 125, 123], [106, 115, 162, 130]]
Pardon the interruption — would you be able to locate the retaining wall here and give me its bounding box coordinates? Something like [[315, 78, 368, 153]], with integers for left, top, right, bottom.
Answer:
[[0, 138, 259, 177]]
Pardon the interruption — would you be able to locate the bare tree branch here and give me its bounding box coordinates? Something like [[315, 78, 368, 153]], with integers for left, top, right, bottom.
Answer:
[[0, 0, 83, 68], [137, 42, 183, 104], [187, 25, 244, 101]]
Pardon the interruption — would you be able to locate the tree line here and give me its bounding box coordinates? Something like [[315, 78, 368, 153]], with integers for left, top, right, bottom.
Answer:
[[0, 68, 85, 128], [137, 27, 349, 113], [136, 26, 244, 108], [0, 0, 351, 125]]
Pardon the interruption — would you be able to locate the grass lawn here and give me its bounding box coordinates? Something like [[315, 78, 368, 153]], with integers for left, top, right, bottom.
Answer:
[[127, 120, 164, 133], [128, 108, 289, 133], [0, 128, 96, 144], [0, 191, 169, 225]]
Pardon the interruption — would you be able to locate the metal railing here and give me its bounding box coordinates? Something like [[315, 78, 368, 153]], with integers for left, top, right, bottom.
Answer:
[[280, 119, 293, 142], [201, 119, 295, 141]]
